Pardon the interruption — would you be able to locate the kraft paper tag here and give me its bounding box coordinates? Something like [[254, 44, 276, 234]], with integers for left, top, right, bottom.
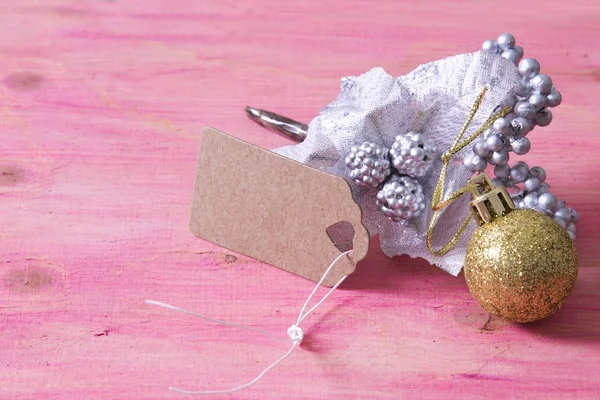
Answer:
[[190, 127, 369, 287]]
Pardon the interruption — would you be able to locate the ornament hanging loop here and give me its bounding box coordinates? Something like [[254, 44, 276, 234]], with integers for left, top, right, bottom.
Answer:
[[468, 173, 515, 225], [426, 88, 512, 257]]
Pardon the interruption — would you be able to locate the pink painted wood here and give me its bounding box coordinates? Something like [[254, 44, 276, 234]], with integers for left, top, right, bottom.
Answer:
[[1, 1, 599, 399]]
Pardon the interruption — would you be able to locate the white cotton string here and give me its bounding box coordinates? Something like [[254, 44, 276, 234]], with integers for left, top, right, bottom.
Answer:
[[146, 249, 352, 395], [144, 300, 289, 343]]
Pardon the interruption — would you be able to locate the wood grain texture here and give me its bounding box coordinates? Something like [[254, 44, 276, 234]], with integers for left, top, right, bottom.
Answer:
[[1, 1, 599, 399]]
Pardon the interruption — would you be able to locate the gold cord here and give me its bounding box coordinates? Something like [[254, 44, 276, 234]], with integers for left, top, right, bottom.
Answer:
[[426, 88, 512, 256]]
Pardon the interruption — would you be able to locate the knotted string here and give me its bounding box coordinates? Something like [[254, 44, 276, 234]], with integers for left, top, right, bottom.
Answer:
[[146, 249, 352, 395], [426, 88, 512, 256]]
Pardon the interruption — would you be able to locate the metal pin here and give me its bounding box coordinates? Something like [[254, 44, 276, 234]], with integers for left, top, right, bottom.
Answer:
[[245, 106, 308, 142]]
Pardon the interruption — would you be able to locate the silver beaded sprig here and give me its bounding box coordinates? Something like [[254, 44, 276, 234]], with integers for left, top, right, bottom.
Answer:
[[376, 175, 426, 223], [345, 142, 391, 188], [505, 162, 578, 240], [390, 132, 437, 178], [466, 33, 563, 182], [482, 33, 524, 66]]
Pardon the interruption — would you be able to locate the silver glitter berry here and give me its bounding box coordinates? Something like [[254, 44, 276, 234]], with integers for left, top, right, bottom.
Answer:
[[524, 177, 541, 192], [528, 166, 546, 183], [471, 155, 488, 171], [535, 109, 553, 127], [515, 101, 537, 119], [547, 88, 562, 107], [390, 132, 436, 178], [494, 164, 511, 180], [518, 58, 540, 79], [497, 33, 516, 50], [482, 40, 500, 54], [530, 74, 553, 94], [537, 182, 550, 195], [493, 118, 510, 134], [514, 79, 532, 98], [513, 45, 524, 59], [510, 136, 531, 155], [345, 142, 391, 188], [490, 150, 509, 166], [510, 117, 533, 136], [510, 161, 529, 183], [486, 133, 505, 151], [376, 175, 426, 222], [502, 49, 520, 64], [537, 192, 558, 212], [528, 92, 548, 110], [473, 139, 490, 158]]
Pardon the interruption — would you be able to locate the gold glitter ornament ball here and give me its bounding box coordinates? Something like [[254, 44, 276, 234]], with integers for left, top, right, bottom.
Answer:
[[464, 208, 578, 323]]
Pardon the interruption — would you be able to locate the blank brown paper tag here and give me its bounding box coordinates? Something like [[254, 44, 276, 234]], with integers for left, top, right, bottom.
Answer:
[[189, 127, 369, 287]]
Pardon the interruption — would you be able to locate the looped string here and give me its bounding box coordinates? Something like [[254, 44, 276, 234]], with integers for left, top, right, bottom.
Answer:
[[426, 88, 512, 256], [146, 249, 352, 395]]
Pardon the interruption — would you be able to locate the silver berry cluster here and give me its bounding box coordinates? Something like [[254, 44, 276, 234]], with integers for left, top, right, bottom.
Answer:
[[376, 175, 426, 222], [482, 33, 524, 65], [346, 134, 436, 223], [464, 33, 562, 178], [390, 132, 437, 178], [345, 142, 391, 187], [497, 161, 578, 240]]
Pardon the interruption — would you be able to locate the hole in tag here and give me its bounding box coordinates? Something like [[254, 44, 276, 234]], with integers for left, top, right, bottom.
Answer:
[[326, 221, 355, 253]]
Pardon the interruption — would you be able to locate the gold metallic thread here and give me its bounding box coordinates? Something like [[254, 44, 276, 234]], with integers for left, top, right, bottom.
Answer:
[[426, 88, 512, 256], [427, 88, 579, 323], [464, 209, 578, 323]]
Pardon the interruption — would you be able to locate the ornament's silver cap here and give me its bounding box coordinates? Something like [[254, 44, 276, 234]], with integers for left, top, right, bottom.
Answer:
[[469, 173, 515, 225]]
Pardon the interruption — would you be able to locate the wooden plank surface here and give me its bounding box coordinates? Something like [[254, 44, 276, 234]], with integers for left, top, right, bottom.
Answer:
[[1, 1, 599, 399]]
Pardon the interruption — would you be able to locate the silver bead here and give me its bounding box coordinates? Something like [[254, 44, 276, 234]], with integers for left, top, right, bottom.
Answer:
[[538, 192, 558, 212], [535, 109, 553, 127], [514, 101, 537, 119], [497, 33, 516, 50], [554, 216, 568, 229], [570, 208, 580, 223], [510, 161, 529, 183], [490, 150, 509, 166], [528, 166, 546, 183], [346, 142, 391, 188], [530, 74, 553, 94], [482, 128, 495, 139], [462, 153, 474, 170], [493, 118, 510, 134], [498, 93, 517, 109], [513, 45, 524, 59], [510, 136, 531, 155], [547, 88, 562, 107], [470, 155, 487, 172], [524, 177, 541, 192], [523, 193, 538, 208], [502, 49, 520, 64], [518, 58, 540, 79], [389, 132, 436, 178], [510, 116, 533, 136], [482, 39, 500, 54], [554, 208, 572, 223], [514, 79, 532, 98], [494, 164, 511, 179], [473, 139, 490, 158], [491, 178, 504, 188], [376, 175, 426, 222], [528, 93, 548, 110], [537, 182, 550, 195], [486, 133, 505, 152]]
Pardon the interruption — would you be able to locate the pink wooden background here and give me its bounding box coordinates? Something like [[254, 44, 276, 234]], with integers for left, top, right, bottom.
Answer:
[[2, 1, 600, 399]]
